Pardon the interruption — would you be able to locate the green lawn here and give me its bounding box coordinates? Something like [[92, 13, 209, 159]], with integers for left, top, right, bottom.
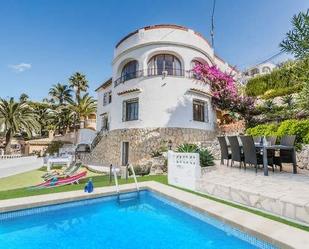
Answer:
[[0, 171, 167, 200], [0, 169, 308, 233], [0, 167, 100, 191]]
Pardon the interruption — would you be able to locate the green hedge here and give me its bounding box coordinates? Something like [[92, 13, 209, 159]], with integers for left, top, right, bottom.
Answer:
[[246, 119, 309, 145], [246, 124, 278, 136], [245, 57, 309, 97], [261, 84, 302, 99]]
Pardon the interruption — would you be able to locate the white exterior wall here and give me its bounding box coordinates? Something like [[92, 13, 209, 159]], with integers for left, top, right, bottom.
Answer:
[[96, 26, 236, 132], [96, 84, 112, 131]]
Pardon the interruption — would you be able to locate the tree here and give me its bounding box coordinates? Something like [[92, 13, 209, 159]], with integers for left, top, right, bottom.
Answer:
[[280, 9, 309, 59], [297, 81, 309, 111], [0, 98, 40, 154], [193, 63, 255, 121], [49, 106, 73, 135], [19, 93, 29, 103], [29, 101, 54, 136], [48, 83, 72, 105], [68, 93, 96, 129], [69, 72, 89, 103]]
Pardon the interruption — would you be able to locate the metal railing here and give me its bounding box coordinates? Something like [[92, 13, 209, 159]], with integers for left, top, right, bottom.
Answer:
[[111, 165, 120, 197], [114, 70, 144, 87], [90, 126, 109, 151], [126, 164, 140, 192], [147, 67, 185, 77], [113, 68, 202, 88]]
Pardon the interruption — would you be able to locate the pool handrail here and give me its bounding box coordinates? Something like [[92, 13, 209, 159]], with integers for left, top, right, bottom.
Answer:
[[128, 164, 139, 192]]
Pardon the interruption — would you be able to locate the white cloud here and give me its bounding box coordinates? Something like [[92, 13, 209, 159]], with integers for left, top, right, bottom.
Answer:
[[9, 63, 32, 73]]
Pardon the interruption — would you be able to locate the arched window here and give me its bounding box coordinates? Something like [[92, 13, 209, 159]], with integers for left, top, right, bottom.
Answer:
[[262, 66, 271, 73], [148, 54, 182, 76], [250, 68, 259, 76], [121, 60, 138, 82]]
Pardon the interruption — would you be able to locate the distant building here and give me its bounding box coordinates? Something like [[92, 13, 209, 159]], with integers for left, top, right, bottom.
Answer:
[[241, 62, 276, 84]]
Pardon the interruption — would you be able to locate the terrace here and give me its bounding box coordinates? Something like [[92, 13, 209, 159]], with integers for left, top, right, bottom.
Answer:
[[197, 163, 309, 225]]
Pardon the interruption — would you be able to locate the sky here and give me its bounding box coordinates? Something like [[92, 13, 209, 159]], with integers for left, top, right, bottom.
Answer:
[[0, 0, 308, 101]]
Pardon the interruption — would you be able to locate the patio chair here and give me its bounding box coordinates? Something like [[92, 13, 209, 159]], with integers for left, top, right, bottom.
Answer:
[[227, 136, 244, 168], [274, 135, 296, 172], [44, 162, 83, 181], [266, 136, 277, 145], [240, 136, 275, 173], [253, 136, 262, 144], [42, 161, 76, 179], [217, 136, 231, 166]]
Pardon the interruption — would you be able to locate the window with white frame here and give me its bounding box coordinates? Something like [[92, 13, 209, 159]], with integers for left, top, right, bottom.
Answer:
[[103, 91, 112, 106], [193, 99, 209, 122], [147, 54, 182, 76], [123, 98, 139, 121]]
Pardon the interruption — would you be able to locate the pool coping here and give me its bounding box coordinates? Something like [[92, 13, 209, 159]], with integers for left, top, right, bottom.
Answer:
[[0, 181, 308, 249]]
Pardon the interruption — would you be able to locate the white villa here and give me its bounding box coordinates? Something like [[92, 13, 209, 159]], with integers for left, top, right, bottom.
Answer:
[[241, 62, 276, 84], [86, 24, 238, 166]]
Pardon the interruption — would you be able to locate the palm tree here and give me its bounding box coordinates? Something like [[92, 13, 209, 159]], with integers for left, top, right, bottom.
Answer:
[[280, 9, 309, 59], [19, 93, 29, 103], [68, 93, 96, 130], [0, 98, 40, 154], [49, 83, 72, 105], [69, 72, 89, 103]]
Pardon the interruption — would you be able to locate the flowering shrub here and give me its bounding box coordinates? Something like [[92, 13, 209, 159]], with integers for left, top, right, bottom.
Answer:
[[193, 63, 255, 118]]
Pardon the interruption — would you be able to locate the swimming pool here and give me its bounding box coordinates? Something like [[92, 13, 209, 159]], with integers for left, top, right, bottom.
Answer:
[[0, 191, 276, 249]]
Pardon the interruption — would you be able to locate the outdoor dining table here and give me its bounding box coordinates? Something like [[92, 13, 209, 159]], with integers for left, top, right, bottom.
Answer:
[[254, 144, 297, 176]]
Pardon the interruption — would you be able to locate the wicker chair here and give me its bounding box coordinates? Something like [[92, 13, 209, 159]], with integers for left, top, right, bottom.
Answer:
[[266, 136, 277, 145], [240, 136, 274, 173], [218, 136, 231, 166], [227, 136, 244, 168], [274, 135, 296, 171]]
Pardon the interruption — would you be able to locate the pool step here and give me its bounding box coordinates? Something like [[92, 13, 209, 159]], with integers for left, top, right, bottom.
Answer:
[[118, 192, 140, 203]]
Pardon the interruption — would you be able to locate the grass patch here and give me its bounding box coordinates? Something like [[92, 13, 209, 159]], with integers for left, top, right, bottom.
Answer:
[[0, 172, 308, 232], [0, 174, 167, 200]]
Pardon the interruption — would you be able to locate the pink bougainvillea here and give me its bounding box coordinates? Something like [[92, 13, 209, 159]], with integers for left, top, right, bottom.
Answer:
[[193, 63, 255, 117]]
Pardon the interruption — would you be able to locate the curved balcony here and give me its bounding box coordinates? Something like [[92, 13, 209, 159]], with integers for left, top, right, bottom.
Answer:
[[114, 68, 201, 88]]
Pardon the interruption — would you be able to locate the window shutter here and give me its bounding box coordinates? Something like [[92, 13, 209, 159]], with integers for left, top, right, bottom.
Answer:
[[205, 102, 209, 123], [122, 101, 126, 122], [103, 93, 107, 106]]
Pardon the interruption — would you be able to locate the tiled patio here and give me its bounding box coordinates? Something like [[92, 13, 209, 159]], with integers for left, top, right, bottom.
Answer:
[[197, 162, 309, 225]]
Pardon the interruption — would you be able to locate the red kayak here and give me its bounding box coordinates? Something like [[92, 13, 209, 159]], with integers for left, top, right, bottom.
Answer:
[[30, 171, 87, 189]]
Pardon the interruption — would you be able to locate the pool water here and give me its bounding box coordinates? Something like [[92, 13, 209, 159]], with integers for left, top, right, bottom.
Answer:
[[0, 191, 275, 249]]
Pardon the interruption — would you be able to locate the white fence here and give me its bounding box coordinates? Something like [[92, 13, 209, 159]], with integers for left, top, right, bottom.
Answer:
[[167, 151, 201, 191], [0, 154, 23, 159]]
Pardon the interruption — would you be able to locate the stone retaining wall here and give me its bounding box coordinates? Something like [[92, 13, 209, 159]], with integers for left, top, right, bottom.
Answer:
[[82, 127, 217, 167], [297, 145, 309, 172]]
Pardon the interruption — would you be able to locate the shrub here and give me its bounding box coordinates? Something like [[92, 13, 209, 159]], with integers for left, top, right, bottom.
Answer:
[[176, 143, 214, 167], [261, 84, 302, 99], [199, 148, 215, 167], [176, 143, 199, 153], [276, 119, 309, 144], [304, 133, 309, 144], [246, 124, 278, 136], [245, 57, 309, 97], [246, 119, 309, 146], [45, 141, 65, 155]]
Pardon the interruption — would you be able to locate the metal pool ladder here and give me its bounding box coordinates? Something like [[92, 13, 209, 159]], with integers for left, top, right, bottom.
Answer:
[[111, 164, 139, 202]]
